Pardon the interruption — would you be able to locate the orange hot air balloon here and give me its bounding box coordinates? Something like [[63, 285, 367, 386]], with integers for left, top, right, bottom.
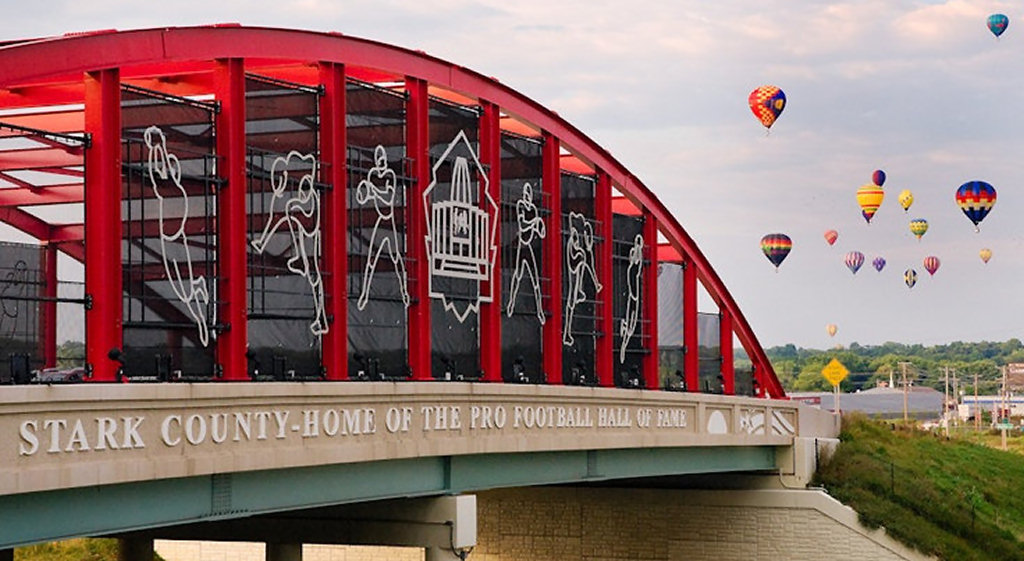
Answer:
[[979, 248, 992, 263], [824, 229, 838, 246], [826, 324, 837, 337], [857, 183, 884, 224]]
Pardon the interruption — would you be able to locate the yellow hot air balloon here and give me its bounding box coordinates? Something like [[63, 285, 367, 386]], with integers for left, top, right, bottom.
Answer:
[[826, 324, 837, 337], [909, 218, 928, 240], [898, 189, 913, 213], [979, 248, 992, 264], [856, 183, 884, 224]]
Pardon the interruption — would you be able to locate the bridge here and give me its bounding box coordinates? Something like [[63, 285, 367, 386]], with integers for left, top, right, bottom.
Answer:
[[0, 26, 898, 561]]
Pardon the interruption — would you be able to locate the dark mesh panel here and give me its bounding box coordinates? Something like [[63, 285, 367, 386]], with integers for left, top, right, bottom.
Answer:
[[427, 99, 482, 380], [698, 311, 723, 393], [561, 172, 600, 385], [735, 364, 756, 396], [245, 75, 322, 380], [612, 213, 645, 387], [0, 242, 44, 383], [347, 80, 409, 380], [499, 133, 545, 383], [121, 86, 217, 380]]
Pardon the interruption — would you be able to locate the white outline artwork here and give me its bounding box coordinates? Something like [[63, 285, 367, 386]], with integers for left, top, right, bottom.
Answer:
[[506, 183, 546, 324], [563, 211, 602, 346], [356, 145, 410, 310], [144, 126, 211, 347], [250, 150, 327, 337], [0, 260, 28, 337], [619, 233, 644, 363], [422, 130, 499, 323]]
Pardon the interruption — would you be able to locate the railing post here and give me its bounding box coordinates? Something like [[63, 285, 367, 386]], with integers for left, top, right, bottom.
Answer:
[[642, 211, 659, 389], [84, 68, 122, 382], [720, 309, 735, 395], [479, 101, 502, 382], [214, 58, 249, 381], [41, 243, 57, 368], [406, 77, 431, 380], [319, 62, 347, 380], [683, 257, 699, 392], [541, 132, 562, 384], [594, 171, 613, 387]]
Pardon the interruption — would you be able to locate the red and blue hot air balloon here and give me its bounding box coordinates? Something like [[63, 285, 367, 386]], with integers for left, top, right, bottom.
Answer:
[[748, 85, 786, 131], [760, 233, 792, 271], [872, 169, 886, 187], [988, 14, 1009, 38], [955, 181, 997, 231], [844, 251, 865, 275]]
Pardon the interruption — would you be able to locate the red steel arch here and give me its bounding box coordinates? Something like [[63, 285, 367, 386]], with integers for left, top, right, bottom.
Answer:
[[0, 26, 784, 398]]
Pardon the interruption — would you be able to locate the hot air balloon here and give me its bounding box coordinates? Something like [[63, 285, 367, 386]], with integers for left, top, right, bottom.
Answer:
[[824, 229, 838, 246], [844, 251, 865, 275], [748, 85, 786, 131], [898, 189, 913, 213], [872, 256, 886, 272], [857, 183, 884, 224], [909, 218, 928, 240], [872, 169, 886, 187], [904, 269, 917, 289], [760, 233, 792, 270], [980, 248, 992, 264], [955, 181, 996, 231], [923, 256, 940, 276], [988, 13, 1009, 38], [826, 324, 837, 338]]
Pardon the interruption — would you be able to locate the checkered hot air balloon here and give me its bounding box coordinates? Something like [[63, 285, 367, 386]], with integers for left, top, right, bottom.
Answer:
[[898, 189, 914, 213], [923, 256, 940, 277], [904, 269, 917, 289], [844, 251, 864, 275], [856, 183, 884, 224], [988, 14, 1009, 38], [748, 85, 786, 130], [955, 181, 996, 232], [909, 218, 928, 240], [760, 233, 792, 270]]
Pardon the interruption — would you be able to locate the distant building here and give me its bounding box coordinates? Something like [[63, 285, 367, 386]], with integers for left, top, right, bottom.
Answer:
[[790, 386, 943, 419], [958, 395, 1024, 421]]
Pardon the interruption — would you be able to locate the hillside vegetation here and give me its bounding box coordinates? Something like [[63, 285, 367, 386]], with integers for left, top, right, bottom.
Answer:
[[15, 539, 165, 561], [814, 414, 1024, 560]]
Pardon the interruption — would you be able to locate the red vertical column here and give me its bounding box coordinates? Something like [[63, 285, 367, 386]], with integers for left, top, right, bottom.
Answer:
[[479, 102, 502, 382], [642, 212, 659, 389], [406, 77, 432, 380], [319, 62, 348, 380], [215, 58, 249, 381], [594, 172, 613, 387], [84, 68, 122, 382], [683, 258, 699, 392], [720, 309, 735, 395], [41, 244, 57, 368], [541, 133, 562, 384]]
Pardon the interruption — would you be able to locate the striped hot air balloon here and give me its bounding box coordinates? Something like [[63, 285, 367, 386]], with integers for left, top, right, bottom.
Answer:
[[844, 251, 865, 275], [904, 269, 917, 289], [909, 218, 928, 240], [955, 181, 996, 231], [923, 256, 940, 276], [760, 233, 792, 270], [748, 85, 786, 130], [857, 183, 884, 224]]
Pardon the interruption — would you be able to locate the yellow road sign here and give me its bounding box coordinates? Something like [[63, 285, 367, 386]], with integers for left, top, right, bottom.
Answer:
[[821, 358, 849, 386]]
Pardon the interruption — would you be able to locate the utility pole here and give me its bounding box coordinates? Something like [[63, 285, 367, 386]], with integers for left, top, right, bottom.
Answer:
[[943, 366, 949, 436], [899, 361, 911, 424], [975, 372, 980, 432], [953, 369, 959, 431], [1002, 365, 1008, 451]]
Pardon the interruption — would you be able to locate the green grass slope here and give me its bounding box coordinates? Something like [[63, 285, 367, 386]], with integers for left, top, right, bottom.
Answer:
[[15, 539, 165, 561], [814, 414, 1024, 561]]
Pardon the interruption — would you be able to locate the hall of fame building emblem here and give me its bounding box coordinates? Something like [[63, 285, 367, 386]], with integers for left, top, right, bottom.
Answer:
[[422, 130, 499, 323]]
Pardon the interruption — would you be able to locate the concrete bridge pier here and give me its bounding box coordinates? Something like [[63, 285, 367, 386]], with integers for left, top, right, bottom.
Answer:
[[426, 546, 469, 561], [266, 542, 302, 561], [118, 537, 154, 561]]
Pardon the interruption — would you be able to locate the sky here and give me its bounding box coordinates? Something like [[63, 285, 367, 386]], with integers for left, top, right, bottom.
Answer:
[[1, 0, 1022, 349]]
